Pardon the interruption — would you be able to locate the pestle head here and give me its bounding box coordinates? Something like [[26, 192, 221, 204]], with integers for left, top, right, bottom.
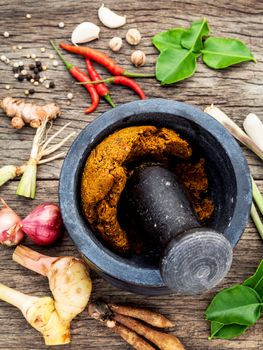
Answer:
[[121, 164, 233, 294], [161, 228, 233, 294]]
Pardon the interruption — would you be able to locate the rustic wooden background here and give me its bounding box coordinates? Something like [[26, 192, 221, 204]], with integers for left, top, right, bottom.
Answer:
[[0, 0, 262, 349]]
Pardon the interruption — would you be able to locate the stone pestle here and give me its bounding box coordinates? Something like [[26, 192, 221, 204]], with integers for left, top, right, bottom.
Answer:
[[121, 165, 233, 295]]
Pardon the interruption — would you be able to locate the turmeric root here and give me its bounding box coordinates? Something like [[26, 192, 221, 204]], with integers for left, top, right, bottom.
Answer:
[[13, 245, 92, 323], [88, 300, 185, 350], [0, 282, 70, 345], [0, 96, 60, 129], [114, 313, 185, 350], [109, 303, 174, 328], [112, 322, 156, 350]]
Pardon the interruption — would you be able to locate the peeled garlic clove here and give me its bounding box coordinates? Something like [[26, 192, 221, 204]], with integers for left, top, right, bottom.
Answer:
[[71, 22, 100, 45], [98, 4, 126, 29]]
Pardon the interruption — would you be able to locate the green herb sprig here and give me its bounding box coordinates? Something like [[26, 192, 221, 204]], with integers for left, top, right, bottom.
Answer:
[[153, 18, 256, 85], [205, 260, 263, 340]]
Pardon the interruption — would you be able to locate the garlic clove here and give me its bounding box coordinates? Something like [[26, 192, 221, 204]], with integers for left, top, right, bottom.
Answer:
[[98, 4, 126, 29], [71, 22, 100, 45]]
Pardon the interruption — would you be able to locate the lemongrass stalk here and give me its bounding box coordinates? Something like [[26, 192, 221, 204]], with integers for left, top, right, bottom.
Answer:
[[251, 202, 263, 240], [243, 113, 263, 152], [0, 165, 17, 186], [15, 121, 75, 199], [251, 177, 263, 215], [16, 159, 37, 199], [204, 105, 263, 161], [15, 119, 47, 199], [0, 283, 70, 345]]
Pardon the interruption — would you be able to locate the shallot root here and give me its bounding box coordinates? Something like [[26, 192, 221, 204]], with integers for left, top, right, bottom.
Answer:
[[0, 97, 60, 129], [13, 245, 92, 322]]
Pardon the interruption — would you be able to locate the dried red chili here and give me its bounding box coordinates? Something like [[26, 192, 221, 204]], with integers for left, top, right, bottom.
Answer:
[[85, 58, 115, 108], [50, 41, 99, 114]]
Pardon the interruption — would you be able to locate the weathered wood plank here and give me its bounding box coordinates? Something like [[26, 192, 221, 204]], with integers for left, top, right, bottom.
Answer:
[[0, 0, 262, 349]]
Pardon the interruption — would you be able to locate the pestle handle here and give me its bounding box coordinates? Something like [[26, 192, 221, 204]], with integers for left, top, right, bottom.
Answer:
[[121, 165, 200, 246]]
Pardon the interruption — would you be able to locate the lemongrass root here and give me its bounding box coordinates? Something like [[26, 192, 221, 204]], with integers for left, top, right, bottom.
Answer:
[[204, 105, 263, 161], [109, 303, 174, 328], [0, 283, 70, 345], [243, 113, 263, 152], [251, 202, 263, 240], [13, 245, 92, 323], [113, 314, 186, 350]]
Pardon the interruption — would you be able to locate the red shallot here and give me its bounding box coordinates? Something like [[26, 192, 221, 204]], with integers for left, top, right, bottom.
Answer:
[[21, 203, 63, 245], [0, 198, 24, 246]]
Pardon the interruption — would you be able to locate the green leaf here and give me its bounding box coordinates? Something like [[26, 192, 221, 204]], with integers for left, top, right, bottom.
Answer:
[[152, 28, 186, 52], [181, 18, 210, 52], [205, 285, 262, 326], [156, 48, 197, 84], [210, 321, 248, 339], [243, 260, 263, 298], [209, 321, 224, 338], [201, 37, 256, 69]]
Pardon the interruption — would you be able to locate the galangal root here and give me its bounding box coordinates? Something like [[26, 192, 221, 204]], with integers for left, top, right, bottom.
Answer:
[[0, 96, 60, 129], [0, 283, 70, 345], [88, 299, 186, 350], [13, 245, 92, 323]]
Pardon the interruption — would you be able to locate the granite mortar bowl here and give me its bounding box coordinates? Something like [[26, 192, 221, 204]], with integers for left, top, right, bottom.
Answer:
[[59, 98, 252, 295]]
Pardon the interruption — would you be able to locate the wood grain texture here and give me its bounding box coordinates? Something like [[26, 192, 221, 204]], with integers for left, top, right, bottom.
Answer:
[[0, 0, 262, 349]]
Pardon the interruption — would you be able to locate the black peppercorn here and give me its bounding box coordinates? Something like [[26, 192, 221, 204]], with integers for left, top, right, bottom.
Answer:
[[26, 74, 33, 81], [29, 64, 35, 70], [36, 61, 42, 68], [33, 67, 39, 74], [49, 81, 55, 88], [17, 75, 24, 82], [29, 88, 35, 95], [34, 73, 40, 81], [12, 67, 19, 73], [18, 65, 24, 71]]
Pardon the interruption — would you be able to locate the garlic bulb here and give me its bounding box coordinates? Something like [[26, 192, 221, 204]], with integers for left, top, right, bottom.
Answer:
[[126, 29, 141, 45], [109, 37, 123, 52], [98, 4, 126, 29], [131, 50, 146, 67], [71, 22, 100, 45]]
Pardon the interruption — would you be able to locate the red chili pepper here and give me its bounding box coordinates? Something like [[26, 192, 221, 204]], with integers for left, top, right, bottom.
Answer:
[[111, 76, 146, 100], [78, 76, 146, 100], [85, 58, 115, 108], [60, 42, 155, 78], [50, 41, 99, 114]]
